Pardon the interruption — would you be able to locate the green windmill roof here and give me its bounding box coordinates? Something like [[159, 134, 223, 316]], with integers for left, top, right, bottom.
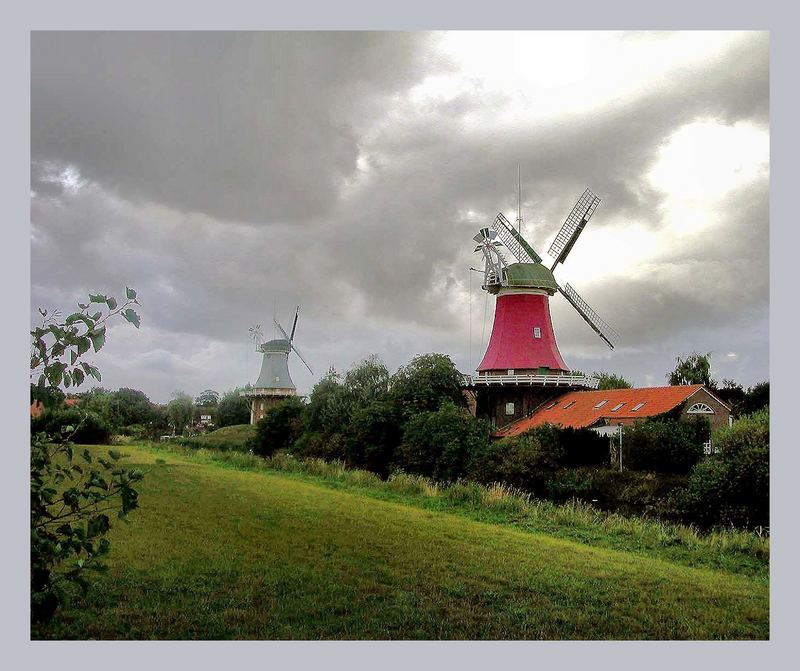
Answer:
[[505, 262, 559, 293]]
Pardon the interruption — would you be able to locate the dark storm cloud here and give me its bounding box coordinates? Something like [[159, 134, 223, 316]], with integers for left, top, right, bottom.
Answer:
[[30, 32, 770, 400], [32, 32, 440, 224]]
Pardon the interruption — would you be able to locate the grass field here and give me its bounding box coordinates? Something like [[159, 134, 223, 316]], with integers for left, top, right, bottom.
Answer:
[[172, 423, 256, 451], [33, 443, 769, 640]]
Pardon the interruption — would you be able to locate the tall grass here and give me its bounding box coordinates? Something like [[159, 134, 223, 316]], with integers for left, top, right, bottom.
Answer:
[[147, 442, 769, 574]]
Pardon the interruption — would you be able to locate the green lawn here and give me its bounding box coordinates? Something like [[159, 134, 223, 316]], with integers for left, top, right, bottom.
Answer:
[[34, 444, 769, 640]]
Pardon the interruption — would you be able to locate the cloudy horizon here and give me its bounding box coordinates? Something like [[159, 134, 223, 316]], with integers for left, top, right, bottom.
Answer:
[[30, 31, 769, 404]]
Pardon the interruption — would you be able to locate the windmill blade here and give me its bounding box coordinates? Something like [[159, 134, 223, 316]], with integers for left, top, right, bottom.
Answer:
[[290, 344, 313, 374], [548, 189, 601, 269], [558, 282, 619, 349], [289, 306, 300, 342], [273, 318, 291, 342], [491, 212, 542, 264]]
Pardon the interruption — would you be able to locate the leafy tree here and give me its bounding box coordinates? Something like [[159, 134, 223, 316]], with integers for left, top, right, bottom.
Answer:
[[343, 355, 391, 406], [676, 409, 769, 529], [717, 379, 746, 410], [251, 397, 306, 457], [344, 400, 403, 477], [216, 386, 252, 427], [623, 417, 709, 474], [109, 387, 158, 428], [31, 406, 113, 445], [167, 391, 194, 434], [396, 402, 491, 481], [305, 369, 351, 434], [195, 389, 220, 406], [740, 381, 769, 416], [666, 352, 715, 387], [391, 353, 466, 414], [30, 288, 143, 624], [592, 371, 632, 391]]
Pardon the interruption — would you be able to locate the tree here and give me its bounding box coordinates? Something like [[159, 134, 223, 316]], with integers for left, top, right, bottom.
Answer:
[[343, 354, 391, 405], [391, 353, 466, 414], [593, 371, 633, 391], [667, 352, 715, 387], [216, 387, 252, 427], [740, 381, 769, 416], [167, 391, 194, 434], [251, 398, 306, 457], [30, 288, 143, 624], [109, 387, 158, 428], [195, 389, 220, 406]]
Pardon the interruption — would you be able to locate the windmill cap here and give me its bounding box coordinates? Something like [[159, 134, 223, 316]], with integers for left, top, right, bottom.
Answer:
[[259, 338, 291, 353], [505, 262, 558, 293]]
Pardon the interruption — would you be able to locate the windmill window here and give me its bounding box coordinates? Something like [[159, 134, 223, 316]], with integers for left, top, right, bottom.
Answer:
[[533, 327, 542, 339], [688, 403, 715, 415], [507, 369, 515, 376], [594, 400, 608, 409], [505, 402, 515, 415], [632, 402, 646, 411], [611, 403, 625, 412], [563, 401, 576, 409]]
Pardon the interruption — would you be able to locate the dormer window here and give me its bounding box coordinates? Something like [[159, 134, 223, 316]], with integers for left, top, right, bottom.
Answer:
[[611, 403, 625, 412], [533, 327, 541, 339], [594, 400, 608, 409], [563, 401, 575, 409], [632, 402, 646, 411], [545, 401, 559, 410]]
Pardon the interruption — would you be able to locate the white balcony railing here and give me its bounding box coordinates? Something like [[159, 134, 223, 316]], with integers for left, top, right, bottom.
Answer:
[[463, 372, 599, 389]]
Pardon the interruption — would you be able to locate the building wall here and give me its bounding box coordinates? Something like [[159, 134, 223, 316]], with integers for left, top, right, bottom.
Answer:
[[249, 390, 296, 424], [475, 386, 563, 429], [678, 388, 731, 430]]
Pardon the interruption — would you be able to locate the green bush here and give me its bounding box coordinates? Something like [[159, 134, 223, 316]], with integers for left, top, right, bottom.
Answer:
[[623, 417, 709, 474], [216, 388, 252, 428], [343, 400, 403, 477], [31, 407, 113, 445], [291, 431, 347, 462], [469, 430, 563, 497], [390, 353, 466, 415], [251, 398, 306, 457], [675, 409, 769, 529], [396, 402, 491, 481]]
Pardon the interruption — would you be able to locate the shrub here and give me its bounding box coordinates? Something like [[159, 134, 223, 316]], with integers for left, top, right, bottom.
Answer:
[[396, 402, 491, 481], [291, 431, 347, 462], [251, 397, 306, 457], [469, 431, 563, 497], [216, 388, 252, 428], [390, 353, 466, 415], [676, 409, 769, 529], [31, 407, 113, 445], [623, 417, 709, 474], [343, 400, 403, 477]]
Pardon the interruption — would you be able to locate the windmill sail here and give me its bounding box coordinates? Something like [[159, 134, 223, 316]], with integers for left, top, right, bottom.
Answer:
[[491, 213, 542, 264], [558, 282, 619, 349], [273, 315, 313, 374], [548, 189, 601, 269]]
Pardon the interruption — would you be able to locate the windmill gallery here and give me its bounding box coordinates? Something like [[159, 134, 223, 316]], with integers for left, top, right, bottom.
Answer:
[[241, 182, 731, 435]]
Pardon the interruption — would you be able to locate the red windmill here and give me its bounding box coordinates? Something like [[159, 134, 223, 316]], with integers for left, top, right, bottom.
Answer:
[[468, 186, 619, 426]]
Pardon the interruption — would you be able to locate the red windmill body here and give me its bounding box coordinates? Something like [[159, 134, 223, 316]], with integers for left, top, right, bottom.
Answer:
[[467, 186, 619, 428]]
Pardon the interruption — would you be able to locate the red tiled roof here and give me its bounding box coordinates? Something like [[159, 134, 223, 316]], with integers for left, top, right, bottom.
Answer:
[[30, 400, 45, 418], [496, 385, 707, 437]]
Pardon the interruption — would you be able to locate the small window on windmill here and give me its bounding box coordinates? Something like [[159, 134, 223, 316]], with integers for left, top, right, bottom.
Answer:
[[507, 369, 515, 375], [505, 402, 515, 415], [533, 327, 542, 339]]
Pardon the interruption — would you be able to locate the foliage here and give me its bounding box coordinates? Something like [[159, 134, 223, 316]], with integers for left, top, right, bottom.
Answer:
[[166, 392, 194, 434], [676, 409, 769, 529], [343, 400, 403, 477], [666, 351, 715, 387], [30, 288, 143, 624], [31, 407, 113, 445], [30, 383, 66, 410], [195, 389, 220, 406], [593, 371, 633, 390], [622, 418, 709, 474], [251, 397, 306, 457], [342, 355, 391, 406], [216, 387, 252, 427], [391, 353, 466, 414], [396, 402, 491, 482], [109, 387, 159, 427], [304, 369, 351, 435], [739, 381, 769, 416]]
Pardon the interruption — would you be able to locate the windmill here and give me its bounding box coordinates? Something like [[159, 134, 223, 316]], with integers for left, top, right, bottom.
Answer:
[[241, 306, 313, 424], [471, 186, 619, 386]]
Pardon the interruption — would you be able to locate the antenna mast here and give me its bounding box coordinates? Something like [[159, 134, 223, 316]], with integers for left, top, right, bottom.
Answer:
[[516, 164, 522, 239]]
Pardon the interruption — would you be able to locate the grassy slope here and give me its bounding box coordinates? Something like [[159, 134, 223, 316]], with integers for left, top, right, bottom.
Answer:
[[35, 444, 769, 640]]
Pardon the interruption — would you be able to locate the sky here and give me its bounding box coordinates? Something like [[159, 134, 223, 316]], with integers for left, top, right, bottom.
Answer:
[[30, 31, 770, 403]]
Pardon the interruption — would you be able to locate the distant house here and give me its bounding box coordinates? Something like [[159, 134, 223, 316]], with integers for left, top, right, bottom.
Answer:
[[495, 385, 731, 439]]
